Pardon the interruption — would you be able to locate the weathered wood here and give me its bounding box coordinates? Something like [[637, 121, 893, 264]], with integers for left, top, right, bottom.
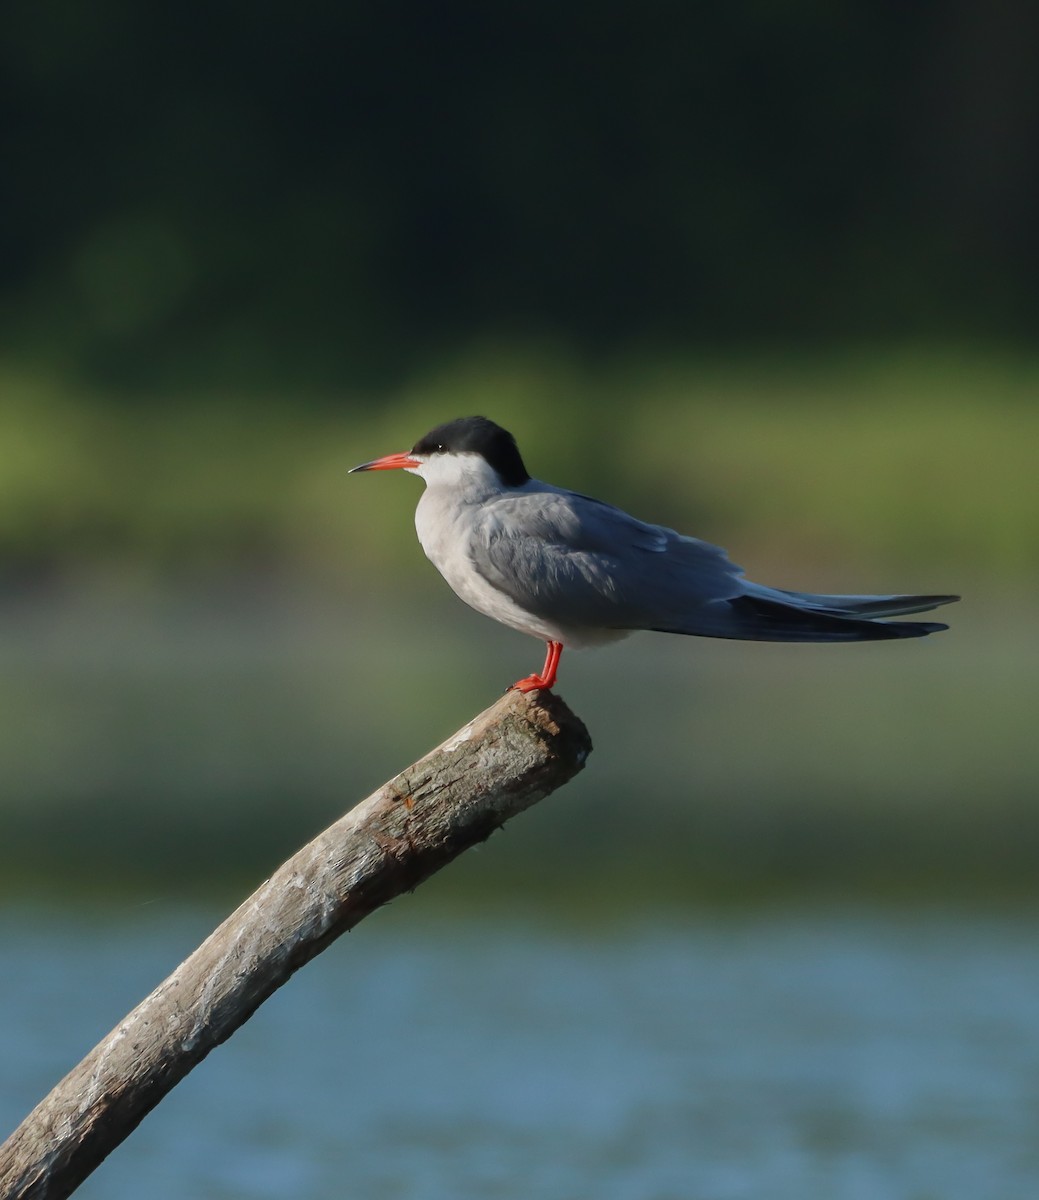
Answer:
[[0, 688, 591, 1200]]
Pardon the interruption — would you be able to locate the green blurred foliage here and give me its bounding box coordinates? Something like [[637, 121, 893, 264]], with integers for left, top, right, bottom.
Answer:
[[0, 2, 1033, 584]]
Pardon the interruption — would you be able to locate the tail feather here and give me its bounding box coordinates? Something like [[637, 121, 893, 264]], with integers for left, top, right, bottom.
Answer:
[[720, 592, 956, 643], [766, 588, 960, 620], [646, 584, 957, 644]]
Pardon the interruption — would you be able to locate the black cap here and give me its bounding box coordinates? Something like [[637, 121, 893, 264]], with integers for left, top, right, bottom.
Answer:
[[411, 417, 530, 487]]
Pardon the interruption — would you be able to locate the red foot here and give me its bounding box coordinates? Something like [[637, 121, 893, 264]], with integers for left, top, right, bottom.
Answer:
[[511, 674, 551, 694], [509, 641, 563, 693]]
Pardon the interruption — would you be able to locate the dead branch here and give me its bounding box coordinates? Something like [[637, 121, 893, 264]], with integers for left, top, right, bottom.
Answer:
[[0, 688, 591, 1200]]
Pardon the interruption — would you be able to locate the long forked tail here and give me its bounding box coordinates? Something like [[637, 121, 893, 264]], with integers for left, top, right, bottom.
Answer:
[[725, 587, 960, 643]]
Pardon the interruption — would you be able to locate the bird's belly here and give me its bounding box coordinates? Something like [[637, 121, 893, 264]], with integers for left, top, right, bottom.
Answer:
[[433, 550, 563, 641], [446, 564, 629, 647]]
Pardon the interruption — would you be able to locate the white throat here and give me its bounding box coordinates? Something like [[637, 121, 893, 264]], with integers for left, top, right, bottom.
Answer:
[[408, 451, 506, 503]]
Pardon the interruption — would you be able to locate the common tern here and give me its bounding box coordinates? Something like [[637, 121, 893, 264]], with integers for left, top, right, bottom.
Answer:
[[351, 416, 958, 692]]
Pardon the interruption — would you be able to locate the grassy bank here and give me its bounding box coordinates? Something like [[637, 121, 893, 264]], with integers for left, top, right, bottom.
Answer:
[[0, 344, 1032, 587]]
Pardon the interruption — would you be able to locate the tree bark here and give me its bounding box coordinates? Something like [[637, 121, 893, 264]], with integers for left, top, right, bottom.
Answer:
[[0, 688, 591, 1200]]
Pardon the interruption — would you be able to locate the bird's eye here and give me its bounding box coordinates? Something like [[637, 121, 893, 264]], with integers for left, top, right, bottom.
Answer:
[[434, 443, 446, 453]]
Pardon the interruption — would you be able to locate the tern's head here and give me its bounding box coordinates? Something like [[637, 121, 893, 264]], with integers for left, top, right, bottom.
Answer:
[[349, 416, 531, 490]]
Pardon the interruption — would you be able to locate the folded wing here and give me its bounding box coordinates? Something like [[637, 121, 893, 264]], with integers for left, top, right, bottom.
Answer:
[[469, 485, 958, 642], [471, 486, 748, 632]]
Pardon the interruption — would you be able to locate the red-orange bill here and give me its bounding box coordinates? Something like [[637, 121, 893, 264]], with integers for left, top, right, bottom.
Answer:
[[349, 452, 421, 473]]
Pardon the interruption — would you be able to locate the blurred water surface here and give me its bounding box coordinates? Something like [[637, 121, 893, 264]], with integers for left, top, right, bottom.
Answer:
[[3, 901, 1038, 1200]]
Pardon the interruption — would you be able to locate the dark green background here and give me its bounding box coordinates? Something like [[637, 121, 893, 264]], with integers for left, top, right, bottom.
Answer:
[[4, 2, 1038, 391]]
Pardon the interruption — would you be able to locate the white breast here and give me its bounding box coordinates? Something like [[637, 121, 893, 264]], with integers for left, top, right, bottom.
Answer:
[[415, 485, 562, 641]]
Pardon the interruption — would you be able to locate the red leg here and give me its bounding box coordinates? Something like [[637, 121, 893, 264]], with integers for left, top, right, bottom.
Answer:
[[510, 641, 563, 693]]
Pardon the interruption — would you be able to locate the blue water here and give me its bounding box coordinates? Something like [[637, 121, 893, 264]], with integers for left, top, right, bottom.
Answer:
[[3, 901, 1039, 1199]]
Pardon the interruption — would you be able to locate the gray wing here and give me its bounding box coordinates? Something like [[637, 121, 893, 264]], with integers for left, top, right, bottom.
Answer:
[[468, 484, 746, 633], [468, 484, 958, 643]]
